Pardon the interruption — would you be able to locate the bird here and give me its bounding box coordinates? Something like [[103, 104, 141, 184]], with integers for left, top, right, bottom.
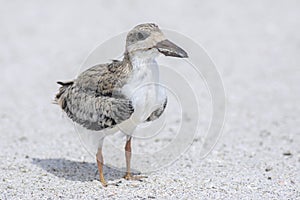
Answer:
[[54, 23, 188, 187]]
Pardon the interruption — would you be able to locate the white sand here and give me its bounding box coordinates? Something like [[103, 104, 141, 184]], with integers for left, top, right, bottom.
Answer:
[[0, 0, 299, 199]]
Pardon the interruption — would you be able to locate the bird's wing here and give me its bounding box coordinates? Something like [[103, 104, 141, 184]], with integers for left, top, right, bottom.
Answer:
[[62, 88, 134, 131], [55, 61, 134, 131], [145, 98, 167, 122], [75, 61, 132, 97]]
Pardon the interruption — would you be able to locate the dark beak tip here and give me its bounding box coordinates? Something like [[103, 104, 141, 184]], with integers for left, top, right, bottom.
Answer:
[[181, 51, 189, 58], [156, 39, 189, 59], [172, 50, 188, 58]]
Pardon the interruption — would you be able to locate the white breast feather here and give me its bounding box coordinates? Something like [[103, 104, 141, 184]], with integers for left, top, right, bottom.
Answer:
[[122, 52, 166, 124]]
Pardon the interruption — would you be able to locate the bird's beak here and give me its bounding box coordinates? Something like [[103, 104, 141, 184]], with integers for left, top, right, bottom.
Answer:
[[155, 39, 188, 58]]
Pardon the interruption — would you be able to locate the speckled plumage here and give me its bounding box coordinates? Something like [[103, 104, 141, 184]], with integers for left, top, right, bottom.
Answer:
[[55, 52, 166, 131]]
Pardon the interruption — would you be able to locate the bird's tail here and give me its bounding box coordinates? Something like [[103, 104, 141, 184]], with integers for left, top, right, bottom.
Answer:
[[54, 81, 74, 106]]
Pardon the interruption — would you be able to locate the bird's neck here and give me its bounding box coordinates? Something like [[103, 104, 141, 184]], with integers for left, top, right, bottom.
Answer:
[[123, 51, 160, 82], [124, 51, 158, 70]]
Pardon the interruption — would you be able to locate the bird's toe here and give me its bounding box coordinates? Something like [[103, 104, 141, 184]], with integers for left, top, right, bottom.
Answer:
[[123, 173, 148, 181]]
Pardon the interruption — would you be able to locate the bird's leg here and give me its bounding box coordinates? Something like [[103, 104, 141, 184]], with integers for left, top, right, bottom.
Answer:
[[96, 147, 107, 187], [124, 136, 132, 179], [123, 136, 147, 181]]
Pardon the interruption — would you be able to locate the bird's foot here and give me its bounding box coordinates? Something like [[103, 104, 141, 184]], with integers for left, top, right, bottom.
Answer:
[[100, 178, 108, 187], [99, 178, 122, 187], [123, 173, 148, 181]]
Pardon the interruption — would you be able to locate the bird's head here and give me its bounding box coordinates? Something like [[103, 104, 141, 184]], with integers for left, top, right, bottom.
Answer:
[[125, 23, 188, 59]]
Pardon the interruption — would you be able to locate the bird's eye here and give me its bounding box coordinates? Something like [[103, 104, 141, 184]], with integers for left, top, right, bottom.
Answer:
[[137, 32, 145, 40]]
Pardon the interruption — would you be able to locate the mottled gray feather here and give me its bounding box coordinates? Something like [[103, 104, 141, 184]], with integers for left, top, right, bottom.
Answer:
[[55, 55, 135, 131]]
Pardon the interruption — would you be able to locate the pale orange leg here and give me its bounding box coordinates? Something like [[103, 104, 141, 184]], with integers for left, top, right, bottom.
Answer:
[[123, 137, 147, 181], [96, 148, 107, 187]]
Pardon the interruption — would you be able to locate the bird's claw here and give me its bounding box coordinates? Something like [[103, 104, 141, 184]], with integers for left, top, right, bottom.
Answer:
[[100, 179, 108, 187], [100, 179, 122, 187], [123, 173, 148, 181]]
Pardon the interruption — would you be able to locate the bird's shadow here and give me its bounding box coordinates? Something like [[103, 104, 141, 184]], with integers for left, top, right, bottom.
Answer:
[[32, 158, 127, 182]]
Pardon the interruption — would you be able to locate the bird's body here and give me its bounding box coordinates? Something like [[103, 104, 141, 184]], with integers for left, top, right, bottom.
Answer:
[[55, 23, 187, 186], [56, 52, 166, 133]]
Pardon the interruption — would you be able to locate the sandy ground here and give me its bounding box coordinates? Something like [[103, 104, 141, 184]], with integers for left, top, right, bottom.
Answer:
[[0, 0, 299, 199]]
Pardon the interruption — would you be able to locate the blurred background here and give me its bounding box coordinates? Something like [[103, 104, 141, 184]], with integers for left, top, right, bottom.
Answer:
[[0, 0, 299, 199]]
